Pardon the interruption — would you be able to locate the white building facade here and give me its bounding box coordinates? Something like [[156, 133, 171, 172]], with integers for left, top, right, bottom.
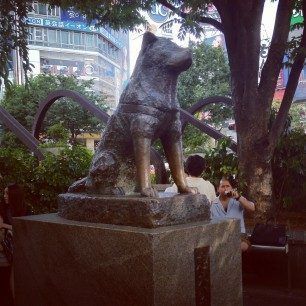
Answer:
[[26, 2, 129, 108]]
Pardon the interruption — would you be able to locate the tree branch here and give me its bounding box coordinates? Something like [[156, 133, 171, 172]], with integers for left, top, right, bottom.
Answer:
[[269, 13, 306, 145], [156, 0, 224, 32], [258, 0, 294, 105]]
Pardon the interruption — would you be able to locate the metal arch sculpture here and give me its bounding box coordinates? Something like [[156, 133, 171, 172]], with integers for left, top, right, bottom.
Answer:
[[180, 95, 237, 152], [0, 106, 44, 160], [0, 89, 236, 183], [32, 90, 236, 183], [32, 89, 169, 183], [185, 95, 233, 116], [32, 89, 109, 139]]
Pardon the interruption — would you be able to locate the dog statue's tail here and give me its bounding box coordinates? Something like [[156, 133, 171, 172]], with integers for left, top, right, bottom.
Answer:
[[68, 177, 87, 193]]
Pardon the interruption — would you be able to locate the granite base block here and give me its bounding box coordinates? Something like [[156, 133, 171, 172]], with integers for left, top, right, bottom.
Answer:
[[14, 214, 242, 306], [58, 193, 211, 228]]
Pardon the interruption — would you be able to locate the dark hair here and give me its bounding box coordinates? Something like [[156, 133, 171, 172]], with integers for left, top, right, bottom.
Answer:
[[220, 175, 237, 188], [184, 155, 206, 177], [6, 183, 26, 217]]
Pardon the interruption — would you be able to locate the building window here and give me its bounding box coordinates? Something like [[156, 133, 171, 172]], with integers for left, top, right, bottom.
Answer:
[[86, 34, 95, 48], [28, 27, 34, 40], [31, 1, 60, 17], [32, 1, 39, 13], [48, 6, 60, 17], [34, 28, 42, 41], [48, 29, 57, 43], [38, 3, 47, 15], [61, 31, 70, 45], [28, 26, 121, 62], [73, 32, 83, 46]]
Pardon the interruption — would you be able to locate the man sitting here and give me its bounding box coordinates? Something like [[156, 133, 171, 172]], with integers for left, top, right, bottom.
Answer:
[[210, 176, 255, 252], [165, 154, 216, 203]]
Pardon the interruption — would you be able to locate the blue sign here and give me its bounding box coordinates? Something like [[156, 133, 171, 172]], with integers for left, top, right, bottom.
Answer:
[[60, 7, 87, 23], [26, 17, 124, 49], [148, 4, 169, 23]]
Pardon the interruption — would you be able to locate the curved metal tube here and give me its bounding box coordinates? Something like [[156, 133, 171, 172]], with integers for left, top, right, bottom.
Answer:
[[1, 90, 236, 183], [186, 95, 233, 115], [32, 89, 109, 139], [32, 89, 168, 182], [182, 95, 233, 131], [180, 108, 237, 152], [30, 91, 236, 183], [180, 95, 236, 152], [0, 106, 44, 160]]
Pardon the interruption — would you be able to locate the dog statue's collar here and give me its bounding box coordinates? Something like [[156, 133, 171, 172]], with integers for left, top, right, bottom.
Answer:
[[117, 103, 179, 118]]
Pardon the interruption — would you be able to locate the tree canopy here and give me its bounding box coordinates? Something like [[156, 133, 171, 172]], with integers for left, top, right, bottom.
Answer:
[[0, 74, 108, 143], [177, 42, 232, 153]]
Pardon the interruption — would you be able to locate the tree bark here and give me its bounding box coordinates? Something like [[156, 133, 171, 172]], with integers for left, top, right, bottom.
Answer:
[[237, 129, 274, 220], [216, 1, 274, 219]]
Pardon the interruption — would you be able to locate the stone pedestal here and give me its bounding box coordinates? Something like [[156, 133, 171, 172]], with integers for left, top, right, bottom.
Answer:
[[58, 193, 211, 228], [14, 214, 242, 306]]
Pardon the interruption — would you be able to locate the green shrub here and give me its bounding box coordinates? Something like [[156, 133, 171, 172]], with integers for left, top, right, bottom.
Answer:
[[201, 131, 305, 211], [0, 147, 36, 189], [45, 123, 70, 143], [272, 128, 306, 211], [0, 146, 92, 214], [29, 145, 92, 213], [202, 137, 238, 189], [0, 131, 27, 149]]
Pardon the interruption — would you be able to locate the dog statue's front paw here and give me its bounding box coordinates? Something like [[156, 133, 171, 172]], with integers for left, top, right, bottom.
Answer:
[[140, 187, 159, 198], [178, 186, 199, 194]]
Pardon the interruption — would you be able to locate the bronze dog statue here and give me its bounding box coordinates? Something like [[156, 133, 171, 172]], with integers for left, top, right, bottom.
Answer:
[[69, 32, 194, 197]]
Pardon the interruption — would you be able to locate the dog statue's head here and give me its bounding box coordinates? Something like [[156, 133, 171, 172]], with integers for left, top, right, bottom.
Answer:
[[139, 32, 192, 73]]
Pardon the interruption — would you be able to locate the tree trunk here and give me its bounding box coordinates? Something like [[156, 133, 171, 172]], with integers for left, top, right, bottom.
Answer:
[[197, 13, 277, 219], [238, 131, 274, 221], [216, 1, 279, 221]]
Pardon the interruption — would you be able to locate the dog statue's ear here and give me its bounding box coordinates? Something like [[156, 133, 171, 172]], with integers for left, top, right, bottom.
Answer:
[[141, 31, 157, 50]]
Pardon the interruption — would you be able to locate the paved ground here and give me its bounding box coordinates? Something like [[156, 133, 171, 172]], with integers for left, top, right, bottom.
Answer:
[[244, 286, 306, 306], [0, 266, 13, 306], [1, 268, 306, 306], [243, 247, 306, 306], [1, 253, 306, 305]]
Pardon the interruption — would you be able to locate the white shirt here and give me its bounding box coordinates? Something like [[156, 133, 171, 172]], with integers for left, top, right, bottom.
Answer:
[[164, 177, 216, 203]]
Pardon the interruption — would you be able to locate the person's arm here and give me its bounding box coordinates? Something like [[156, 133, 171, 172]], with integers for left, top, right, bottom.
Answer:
[[232, 191, 255, 212], [209, 183, 216, 203], [238, 196, 255, 212], [0, 215, 12, 230], [164, 183, 178, 193]]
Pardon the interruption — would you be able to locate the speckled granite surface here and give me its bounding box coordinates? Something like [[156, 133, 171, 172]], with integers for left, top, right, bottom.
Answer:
[[58, 193, 211, 228], [14, 214, 242, 306]]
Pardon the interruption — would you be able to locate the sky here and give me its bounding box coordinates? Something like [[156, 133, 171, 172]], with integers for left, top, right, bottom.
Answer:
[[128, 1, 279, 75]]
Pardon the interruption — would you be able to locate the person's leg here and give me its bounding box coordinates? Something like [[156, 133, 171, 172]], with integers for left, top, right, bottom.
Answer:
[[241, 234, 251, 252]]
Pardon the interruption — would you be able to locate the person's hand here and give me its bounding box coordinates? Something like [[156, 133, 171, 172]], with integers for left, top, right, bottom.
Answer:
[[190, 187, 199, 194], [178, 186, 199, 194], [232, 189, 241, 200]]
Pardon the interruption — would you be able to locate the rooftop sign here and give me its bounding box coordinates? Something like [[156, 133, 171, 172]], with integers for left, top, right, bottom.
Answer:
[[26, 17, 124, 49]]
